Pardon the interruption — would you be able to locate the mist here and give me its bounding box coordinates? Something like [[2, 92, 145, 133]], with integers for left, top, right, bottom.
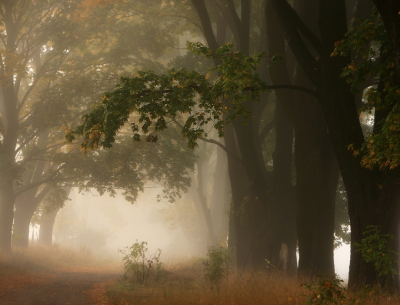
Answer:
[[1, 0, 400, 304], [52, 190, 206, 259]]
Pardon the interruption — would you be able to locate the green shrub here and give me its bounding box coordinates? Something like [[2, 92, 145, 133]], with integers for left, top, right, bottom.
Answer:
[[204, 246, 231, 288], [119, 240, 162, 284], [355, 225, 398, 277]]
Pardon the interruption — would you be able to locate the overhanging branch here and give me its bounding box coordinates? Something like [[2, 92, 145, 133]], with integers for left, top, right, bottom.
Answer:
[[169, 117, 243, 165]]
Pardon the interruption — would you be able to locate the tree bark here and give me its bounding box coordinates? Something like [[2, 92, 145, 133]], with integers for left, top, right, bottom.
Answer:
[[0, 186, 15, 253], [0, 3, 25, 252], [269, 100, 297, 274], [266, 0, 297, 274], [13, 202, 37, 248], [293, 82, 339, 275], [39, 207, 61, 247], [12, 139, 49, 248], [224, 124, 253, 269]]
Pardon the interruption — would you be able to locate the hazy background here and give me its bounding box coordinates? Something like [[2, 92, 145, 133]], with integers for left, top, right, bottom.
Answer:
[[28, 189, 351, 280]]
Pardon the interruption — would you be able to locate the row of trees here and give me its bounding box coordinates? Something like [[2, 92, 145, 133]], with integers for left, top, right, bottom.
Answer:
[[68, 0, 400, 290], [1, 0, 400, 291], [0, 0, 198, 252]]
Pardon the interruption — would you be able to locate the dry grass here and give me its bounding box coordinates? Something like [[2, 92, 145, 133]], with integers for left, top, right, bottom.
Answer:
[[105, 260, 400, 305], [2, 248, 400, 304]]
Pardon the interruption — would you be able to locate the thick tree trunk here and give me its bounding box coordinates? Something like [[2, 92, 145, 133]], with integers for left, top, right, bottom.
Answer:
[[0, 122, 18, 253], [269, 101, 297, 274], [39, 207, 61, 247], [0, 86, 18, 253], [0, 4, 20, 253], [12, 169, 50, 248], [231, 118, 271, 269], [316, 0, 400, 288], [13, 202, 37, 248], [346, 181, 400, 289], [294, 93, 339, 275], [0, 186, 15, 253], [266, 0, 297, 274], [293, 52, 339, 276], [224, 124, 253, 269]]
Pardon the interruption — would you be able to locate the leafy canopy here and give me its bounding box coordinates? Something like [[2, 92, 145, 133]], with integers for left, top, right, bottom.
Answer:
[[66, 43, 267, 150]]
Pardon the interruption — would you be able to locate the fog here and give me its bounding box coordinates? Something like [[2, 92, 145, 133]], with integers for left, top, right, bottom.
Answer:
[[36, 188, 351, 281], [2, 1, 398, 303], [49, 190, 198, 259]]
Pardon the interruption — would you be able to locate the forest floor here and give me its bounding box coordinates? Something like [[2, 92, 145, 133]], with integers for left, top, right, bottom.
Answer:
[[0, 247, 121, 305], [2, 247, 400, 304]]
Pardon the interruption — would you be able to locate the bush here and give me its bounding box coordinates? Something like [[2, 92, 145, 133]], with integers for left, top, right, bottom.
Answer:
[[355, 225, 398, 277], [204, 247, 231, 288], [119, 240, 162, 284], [302, 274, 353, 305]]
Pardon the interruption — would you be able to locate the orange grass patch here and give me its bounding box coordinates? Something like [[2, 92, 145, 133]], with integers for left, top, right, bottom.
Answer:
[[105, 261, 400, 305]]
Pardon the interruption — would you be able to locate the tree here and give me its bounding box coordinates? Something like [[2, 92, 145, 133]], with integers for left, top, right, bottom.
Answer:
[[0, 0, 196, 252], [272, 0, 400, 288], [66, 0, 320, 273]]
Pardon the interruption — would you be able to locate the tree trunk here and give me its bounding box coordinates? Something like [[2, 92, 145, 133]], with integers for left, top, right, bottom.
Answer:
[[39, 207, 61, 247], [294, 94, 339, 275], [316, 0, 400, 288], [224, 124, 253, 269], [0, 3, 21, 253], [191, 0, 272, 268], [0, 185, 15, 253], [210, 142, 228, 239], [269, 0, 341, 275], [12, 175, 50, 248], [231, 118, 271, 269], [265, 0, 297, 274], [268, 101, 297, 274], [13, 202, 37, 248]]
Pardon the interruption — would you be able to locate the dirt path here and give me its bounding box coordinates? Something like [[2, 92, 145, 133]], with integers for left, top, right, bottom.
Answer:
[[0, 271, 120, 305]]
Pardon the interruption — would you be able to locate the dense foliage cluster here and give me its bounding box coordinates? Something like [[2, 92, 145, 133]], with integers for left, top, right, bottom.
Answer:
[[333, 17, 400, 170], [66, 43, 267, 150]]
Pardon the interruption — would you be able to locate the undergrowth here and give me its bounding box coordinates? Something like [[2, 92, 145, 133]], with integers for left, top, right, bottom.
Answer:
[[106, 260, 400, 305]]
